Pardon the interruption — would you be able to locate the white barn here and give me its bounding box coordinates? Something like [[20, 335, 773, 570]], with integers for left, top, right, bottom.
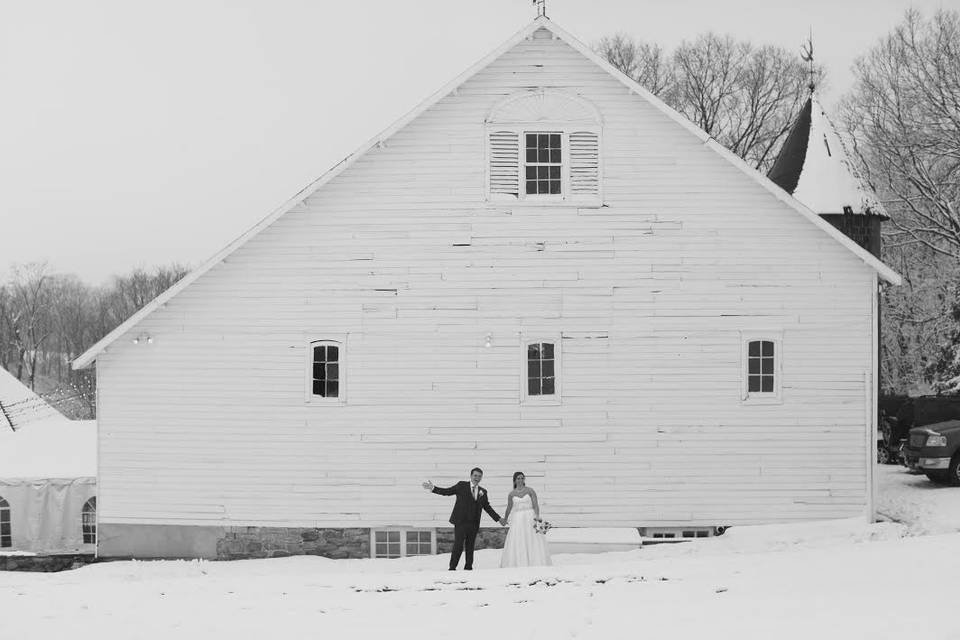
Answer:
[[74, 16, 899, 560], [0, 367, 97, 557]]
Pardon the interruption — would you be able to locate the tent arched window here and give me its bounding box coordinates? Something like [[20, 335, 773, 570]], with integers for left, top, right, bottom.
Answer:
[[0, 497, 10, 548], [82, 497, 97, 544]]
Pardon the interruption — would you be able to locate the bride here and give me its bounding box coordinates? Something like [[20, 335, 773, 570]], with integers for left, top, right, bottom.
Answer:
[[500, 471, 552, 567]]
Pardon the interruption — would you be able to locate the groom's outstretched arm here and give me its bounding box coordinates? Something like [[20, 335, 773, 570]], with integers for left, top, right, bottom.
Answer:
[[430, 481, 460, 496]]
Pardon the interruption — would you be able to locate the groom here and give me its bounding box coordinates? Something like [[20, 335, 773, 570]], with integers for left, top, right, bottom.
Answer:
[[423, 467, 505, 570]]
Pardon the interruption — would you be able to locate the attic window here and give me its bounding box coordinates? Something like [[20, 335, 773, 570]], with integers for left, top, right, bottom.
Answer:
[[525, 133, 562, 195], [486, 90, 602, 204]]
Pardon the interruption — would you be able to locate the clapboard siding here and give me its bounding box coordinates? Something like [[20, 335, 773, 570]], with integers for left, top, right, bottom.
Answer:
[[96, 28, 876, 529]]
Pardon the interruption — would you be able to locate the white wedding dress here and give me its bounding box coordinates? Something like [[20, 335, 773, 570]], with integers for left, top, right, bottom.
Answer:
[[500, 494, 552, 568]]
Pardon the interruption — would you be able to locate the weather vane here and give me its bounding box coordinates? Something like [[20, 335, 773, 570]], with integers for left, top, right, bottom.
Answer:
[[801, 28, 815, 92], [533, 0, 546, 18]]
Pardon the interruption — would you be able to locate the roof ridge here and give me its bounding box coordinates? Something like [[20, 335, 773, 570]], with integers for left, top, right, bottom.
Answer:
[[72, 15, 900, 370]]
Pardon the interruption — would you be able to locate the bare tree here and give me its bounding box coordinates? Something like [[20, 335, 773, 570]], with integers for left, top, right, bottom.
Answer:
[[840, 9, 960, 392], [597, 32, 820, 172], [596, 34, 675, 97], [843, 9, 960, 260], [0, 262, 189, 417]]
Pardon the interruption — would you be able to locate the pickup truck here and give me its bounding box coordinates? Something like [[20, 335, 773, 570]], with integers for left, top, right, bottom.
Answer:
[[902, 420, 960, 485]]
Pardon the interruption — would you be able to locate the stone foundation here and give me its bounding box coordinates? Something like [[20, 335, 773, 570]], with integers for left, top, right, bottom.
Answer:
[[0, 554, 96, 572], [216, 527, 371, 560], [436, 527, 507, 553]]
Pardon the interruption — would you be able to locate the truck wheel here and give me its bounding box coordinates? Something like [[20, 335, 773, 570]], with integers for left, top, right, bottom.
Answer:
[[948, 455, 960, 487], [878, 446, 891, 465]]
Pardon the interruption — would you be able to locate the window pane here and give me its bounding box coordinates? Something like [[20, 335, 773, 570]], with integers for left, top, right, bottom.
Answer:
[[761, 341, 774, 357], [549, 134, 560, 148], [526, 166, 537, 179], [538, 134, 549, 150], [327, 363, 339, 381], [312, 380, 324, 396], [748, 341, 760, 357], [527, 360, 540, 377], [528, 344, 541, 359], [542, 343, 554, 359], [549, 180, 561, 194], [538, 180, 549, 194], [748, 358, 760, 375], [388, 531, 400, 542], [375, 531, 388, 543], [313, 363, 325, 380], [550, 149, 561, 163], [314, 345, 326, 361], [542, 377, 555, 395], [541, 359, 554, 377], [526, 149, 537, 163], [538, 166, 549, 179], [538, 149, 550, 162], [526, 134, 536, 148], [0, 522, 9, 536], [761, 357, 773, 375], [328, 346, 339, 362], [528, 378, 540, 396], [549, 166, 561, 180], [526, 180, 537, 194], [761, 376, 774, 393], [326, 381, 339, 398], [748, 375, 761, 393]]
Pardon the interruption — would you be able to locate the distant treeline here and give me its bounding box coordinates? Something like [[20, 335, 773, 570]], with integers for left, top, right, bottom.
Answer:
[[0, 263, 189, 419]]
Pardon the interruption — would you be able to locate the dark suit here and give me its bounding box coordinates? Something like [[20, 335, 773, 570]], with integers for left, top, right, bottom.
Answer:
[[432, 481, 501, 570]]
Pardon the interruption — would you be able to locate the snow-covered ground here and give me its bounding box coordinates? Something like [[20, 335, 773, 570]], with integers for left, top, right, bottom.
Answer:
[[1, 465, 958, 640]]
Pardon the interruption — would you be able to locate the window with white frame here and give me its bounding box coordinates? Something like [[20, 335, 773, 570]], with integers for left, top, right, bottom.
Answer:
[[0, 496, 10, 548], [308, 339, 343, 402], [742, 334, 782, 402], [486, 90, 601, 203], [522, 338, 560, 403], [372, 529, 435, 559], [525, 133, 563, 195], [82, 497, 96, 545]]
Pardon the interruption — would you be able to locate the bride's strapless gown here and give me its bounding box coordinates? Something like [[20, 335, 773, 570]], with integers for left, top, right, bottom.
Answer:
[[500, 494, 552, 568]]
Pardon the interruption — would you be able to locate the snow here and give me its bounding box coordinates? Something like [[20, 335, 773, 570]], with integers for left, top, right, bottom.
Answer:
[[876, 463, 960, 535], [1, 465, 958, 639], [0, 367, 96, 480], [792, 93, 884, 216]]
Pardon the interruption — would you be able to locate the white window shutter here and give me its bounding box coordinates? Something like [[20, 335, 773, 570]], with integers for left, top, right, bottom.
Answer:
[[488, 130, 519, 197], [569, 131, 600, 196]]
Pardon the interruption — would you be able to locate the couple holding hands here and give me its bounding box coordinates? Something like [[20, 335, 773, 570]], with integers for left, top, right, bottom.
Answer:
[[422, 467, 552, 570]]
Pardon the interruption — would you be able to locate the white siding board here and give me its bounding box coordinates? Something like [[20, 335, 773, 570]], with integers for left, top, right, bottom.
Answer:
[[96, 29, 876, 530]]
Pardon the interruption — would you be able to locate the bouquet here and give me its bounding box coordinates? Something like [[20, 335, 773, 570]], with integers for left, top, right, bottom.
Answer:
[[533, 518, 552, 535]]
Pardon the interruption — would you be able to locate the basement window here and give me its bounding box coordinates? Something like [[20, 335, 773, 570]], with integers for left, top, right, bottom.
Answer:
[[372, 529, 435, 559], [0, 496, 10, 548], [82, 497, 96, 545]]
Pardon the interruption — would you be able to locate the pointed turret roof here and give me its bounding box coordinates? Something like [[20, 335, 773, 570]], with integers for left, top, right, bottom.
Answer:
[[768, 92, 886, 218]]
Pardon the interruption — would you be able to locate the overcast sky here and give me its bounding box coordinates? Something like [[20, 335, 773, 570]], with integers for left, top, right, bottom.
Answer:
[[0, 0, 948, 284]]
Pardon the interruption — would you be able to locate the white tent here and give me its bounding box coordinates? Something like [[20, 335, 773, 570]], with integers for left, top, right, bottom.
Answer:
[[0, 367, 96, 554]]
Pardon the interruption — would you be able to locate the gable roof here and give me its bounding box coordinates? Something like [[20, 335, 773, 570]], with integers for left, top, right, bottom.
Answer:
[[768, 93, 887, 218], [72, 16, 901, 370]]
